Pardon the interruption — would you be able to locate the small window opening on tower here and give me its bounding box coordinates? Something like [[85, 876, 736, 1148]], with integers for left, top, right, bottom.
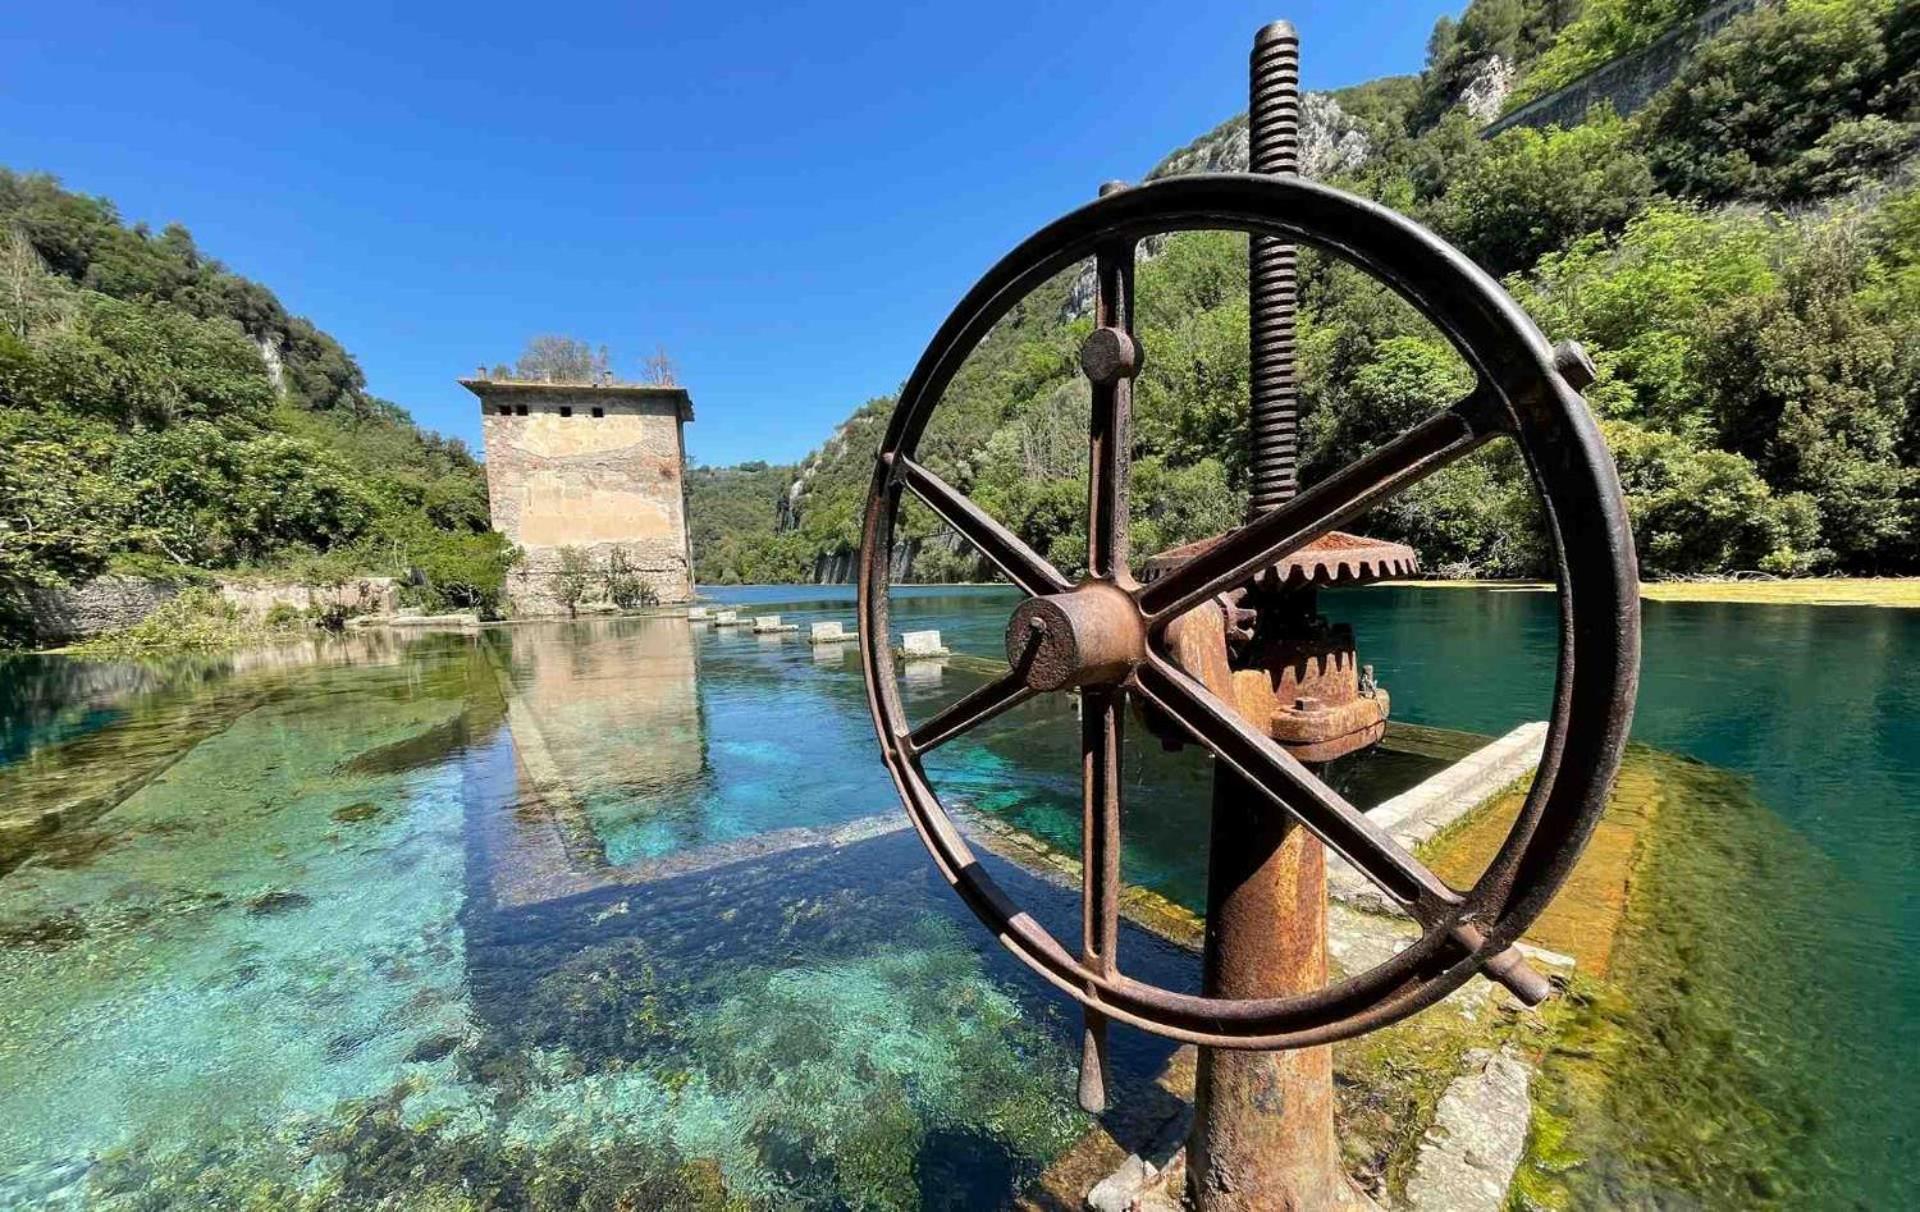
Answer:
[[514, 404, 528, 416], [496, 405, 511, 416], [591, 407, 605, 419], [559, 406, 573, 418]]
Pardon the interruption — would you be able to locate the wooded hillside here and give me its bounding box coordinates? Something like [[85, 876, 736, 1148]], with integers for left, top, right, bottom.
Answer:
[[0, 170, 515, 639], [692, 0, 1920, 584]]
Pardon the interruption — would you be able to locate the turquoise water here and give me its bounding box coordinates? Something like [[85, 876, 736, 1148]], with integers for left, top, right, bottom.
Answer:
[[0, 586, 1912, 1207]]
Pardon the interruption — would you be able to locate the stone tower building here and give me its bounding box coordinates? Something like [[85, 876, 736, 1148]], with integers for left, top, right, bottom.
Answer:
[[461, 375, 696, 613]]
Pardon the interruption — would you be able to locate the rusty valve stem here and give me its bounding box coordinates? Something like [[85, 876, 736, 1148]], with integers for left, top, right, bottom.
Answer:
[[1248, 20, 1302, 517]]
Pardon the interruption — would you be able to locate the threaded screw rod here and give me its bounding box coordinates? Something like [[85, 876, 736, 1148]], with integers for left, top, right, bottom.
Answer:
[[1248, 19, 1301, 517]]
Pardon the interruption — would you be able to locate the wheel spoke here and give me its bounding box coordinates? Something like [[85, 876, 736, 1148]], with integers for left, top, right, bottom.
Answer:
[[1133, 655, 1451, 914], [1078, 686, 1123, 1111], [1085, 241, 1135, 582], [1136, 385, 1504, 623], [896, 457, 1073, 598], [1131, 656, 1552, 1004], [906, 668, 1037, 755]]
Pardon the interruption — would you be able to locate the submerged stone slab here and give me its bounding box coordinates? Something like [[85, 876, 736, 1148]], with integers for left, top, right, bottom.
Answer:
[[809, 620, 856, 644], [1405, 1048, 1533, 1212], [386, 612, 481, 629], [713, 610, 743, 626], [751, 614, 798, 634]]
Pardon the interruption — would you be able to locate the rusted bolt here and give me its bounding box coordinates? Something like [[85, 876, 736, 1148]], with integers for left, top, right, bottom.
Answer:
[[1080, 328, 1140, 385], [1553, 340, 1597, 392]]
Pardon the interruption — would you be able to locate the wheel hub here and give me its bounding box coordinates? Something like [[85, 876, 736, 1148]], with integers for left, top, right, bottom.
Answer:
[[1005, 583, 1145, 691]]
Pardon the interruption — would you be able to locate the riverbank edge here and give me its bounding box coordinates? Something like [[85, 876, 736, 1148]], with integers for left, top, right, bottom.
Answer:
[[1380, 577, 1920, 607]]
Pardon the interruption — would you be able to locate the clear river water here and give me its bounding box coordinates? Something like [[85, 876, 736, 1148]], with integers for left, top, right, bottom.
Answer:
[[0, 585, 1911, 1209]]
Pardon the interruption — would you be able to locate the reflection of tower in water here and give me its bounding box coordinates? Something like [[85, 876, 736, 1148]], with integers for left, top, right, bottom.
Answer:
[[480, 617, 709, 907], [505, 617, 706, 803]]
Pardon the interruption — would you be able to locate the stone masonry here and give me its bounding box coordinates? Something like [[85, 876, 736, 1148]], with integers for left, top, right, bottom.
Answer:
[[461, 377, 696, 613]]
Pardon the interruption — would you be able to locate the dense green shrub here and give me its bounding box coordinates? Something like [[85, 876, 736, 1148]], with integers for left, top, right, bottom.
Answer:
[[1433, 108, 1655, 275], [1639, 0, 1920, 203], [1604, 419, 1822, 573]]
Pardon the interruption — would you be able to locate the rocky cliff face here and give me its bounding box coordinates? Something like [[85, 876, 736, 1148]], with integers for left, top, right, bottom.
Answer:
[[1458, 55, 1514, 123], [1146, 91, 1373, 181], [1061, 90, 1374, 319], [256, 335, 286, 391]]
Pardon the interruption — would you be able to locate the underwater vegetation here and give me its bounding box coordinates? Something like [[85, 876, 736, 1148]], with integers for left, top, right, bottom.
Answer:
[[31, 915, 1083, 1212], [1512, 748, 1873, 1210]]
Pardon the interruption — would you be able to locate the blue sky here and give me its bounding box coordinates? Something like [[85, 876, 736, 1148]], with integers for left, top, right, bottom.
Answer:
[[3, 1, 1457, 467]]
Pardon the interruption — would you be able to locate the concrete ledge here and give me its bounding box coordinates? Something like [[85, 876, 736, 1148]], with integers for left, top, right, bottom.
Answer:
[[1406, 1048, 1533, 1212], [1329, 722, 1547, 914]]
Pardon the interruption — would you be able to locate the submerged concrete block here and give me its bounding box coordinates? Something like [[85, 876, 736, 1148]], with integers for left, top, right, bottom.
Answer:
[[713, 610, 743, 626], [686, 606, 710, 621], [751, 614, 798, 634], [809, 620, 856, 644], [899, 629, 950, 659]]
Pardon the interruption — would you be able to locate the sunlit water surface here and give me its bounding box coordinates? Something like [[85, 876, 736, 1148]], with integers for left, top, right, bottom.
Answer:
[[0, 586, 1911, 1208]]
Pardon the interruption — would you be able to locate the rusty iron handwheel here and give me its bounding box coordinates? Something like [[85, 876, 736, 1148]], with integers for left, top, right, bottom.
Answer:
[[856, 174, 1641, 1050]]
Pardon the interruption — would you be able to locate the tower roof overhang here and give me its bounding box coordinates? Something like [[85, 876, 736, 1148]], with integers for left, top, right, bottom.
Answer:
[[458, 378, 693, 422]]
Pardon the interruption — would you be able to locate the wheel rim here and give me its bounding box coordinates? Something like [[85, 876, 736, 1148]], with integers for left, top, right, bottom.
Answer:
[[857, 173, 1640, 1049]]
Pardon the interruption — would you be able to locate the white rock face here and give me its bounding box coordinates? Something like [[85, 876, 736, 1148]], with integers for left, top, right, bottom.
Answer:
[[1301, 92, 1373, 179], [1146, 91, 1371, 183], [256, 335, 285, 390], [1460, 55, 1514, 123]]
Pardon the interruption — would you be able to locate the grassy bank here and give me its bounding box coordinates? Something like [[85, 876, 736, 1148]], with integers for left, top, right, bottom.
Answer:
[[1382, 578, 1920, 608]]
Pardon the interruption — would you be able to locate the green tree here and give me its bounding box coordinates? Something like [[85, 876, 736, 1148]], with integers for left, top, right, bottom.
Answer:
[[552, 546, 595, 616], [1698, 220, 1914, 568], [1604, 419, 1822, 574], [605, 548, 653, 608], [511, 335, 610, 383], [1510, 0, 1720, 105], [0, 409, 130, 582], [1433, 107, 1655, 276], [1515, 204, 1777, 435], [406, 527, 519, 617]]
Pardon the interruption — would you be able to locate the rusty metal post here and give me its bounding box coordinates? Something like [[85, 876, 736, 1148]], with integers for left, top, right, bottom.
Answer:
[[1187, 20, 1368, 1212]]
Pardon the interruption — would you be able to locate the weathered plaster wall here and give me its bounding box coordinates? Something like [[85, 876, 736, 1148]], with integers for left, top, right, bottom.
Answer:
[[477, 387, 695, 613], [219, 578, 398, 617]]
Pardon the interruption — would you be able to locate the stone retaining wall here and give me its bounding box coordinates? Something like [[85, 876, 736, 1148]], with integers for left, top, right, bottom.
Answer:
[[9, 575, 402, 645], [218, 577, 399, 618], [1482, 0, 1765, 137], [9, 577, 180, 643]]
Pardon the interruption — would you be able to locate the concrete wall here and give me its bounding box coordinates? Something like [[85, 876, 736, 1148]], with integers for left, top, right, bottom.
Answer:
[[475, 386, 696, 613], [1482, 0, 1764, 137]]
